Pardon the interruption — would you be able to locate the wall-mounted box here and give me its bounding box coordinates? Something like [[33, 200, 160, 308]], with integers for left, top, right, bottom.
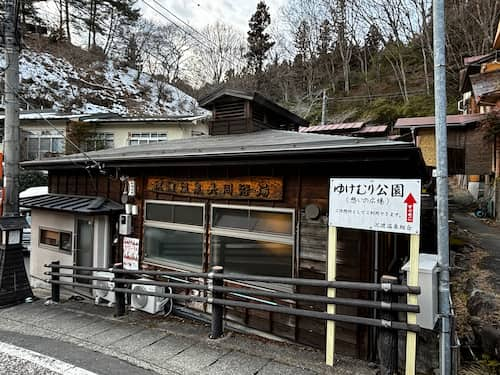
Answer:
[[402, 253, 438, 330], [119, 214, 132, 235]]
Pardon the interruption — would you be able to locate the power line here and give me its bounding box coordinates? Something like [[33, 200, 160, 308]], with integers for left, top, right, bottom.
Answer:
[[141, 0, 244, 69], [328, 90, 428, 101]]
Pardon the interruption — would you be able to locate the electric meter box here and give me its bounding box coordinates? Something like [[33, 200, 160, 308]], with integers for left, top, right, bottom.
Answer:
[[119, 214, 132, 235], [402, 253, 438, 330]]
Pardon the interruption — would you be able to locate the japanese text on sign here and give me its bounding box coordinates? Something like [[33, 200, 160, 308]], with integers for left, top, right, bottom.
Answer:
[[123, 237, 140, 270], [329, 178, 421, 234], [147, 177, 283, 201]]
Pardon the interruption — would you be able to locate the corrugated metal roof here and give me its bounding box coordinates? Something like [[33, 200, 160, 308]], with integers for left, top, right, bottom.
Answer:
[[299, 122, 364, 133], [394, 114, 485, 129], [79, 114, 209, 123], [353, 125, 388, 134], [21, 129, 418, 170], [20, 194, 123, 214]]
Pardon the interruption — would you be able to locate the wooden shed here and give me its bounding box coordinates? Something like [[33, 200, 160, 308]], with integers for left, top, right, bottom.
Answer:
[[22, 91, 427, 360]]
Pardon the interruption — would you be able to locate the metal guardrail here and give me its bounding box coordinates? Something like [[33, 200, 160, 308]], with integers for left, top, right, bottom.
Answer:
[[44, 261, 421, 336]]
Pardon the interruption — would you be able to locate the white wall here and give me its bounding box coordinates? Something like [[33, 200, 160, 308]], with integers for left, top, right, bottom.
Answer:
[[29, 210, 112, 289], [29, 209, 75, 289]]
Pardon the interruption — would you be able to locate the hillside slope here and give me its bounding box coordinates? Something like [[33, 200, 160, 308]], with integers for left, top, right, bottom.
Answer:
[[0, 47, 204, 116]]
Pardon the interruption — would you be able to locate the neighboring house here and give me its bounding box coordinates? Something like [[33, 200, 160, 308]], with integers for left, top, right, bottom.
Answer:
[[0, 110, 209, 161], [299, 122, 389, 137], [21, 89, 428, 360], [451, 20, 500, 216], [72, 114, 209, 150], [394, 114, 488, 178], [0, 111, 82, 160]]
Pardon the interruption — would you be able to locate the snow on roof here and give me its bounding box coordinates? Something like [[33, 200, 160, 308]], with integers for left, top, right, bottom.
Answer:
[[80, 114, 209, 123], [19, 186, 48, 198], [0, 111, 82, 121]]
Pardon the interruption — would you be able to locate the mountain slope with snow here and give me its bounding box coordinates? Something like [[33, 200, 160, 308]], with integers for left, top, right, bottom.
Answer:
[[1, 47, 205, 116]]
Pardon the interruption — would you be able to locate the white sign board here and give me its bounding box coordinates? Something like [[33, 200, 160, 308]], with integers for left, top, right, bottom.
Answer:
[[123, 237, 140, 270], [329, 178, 421, 234]]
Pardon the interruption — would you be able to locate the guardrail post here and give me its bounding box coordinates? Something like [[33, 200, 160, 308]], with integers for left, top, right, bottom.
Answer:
[[378, 275, 398, 375], [113, 263, 126, 317], [209, 266, 224, 339], [51, 261, 60, 303]]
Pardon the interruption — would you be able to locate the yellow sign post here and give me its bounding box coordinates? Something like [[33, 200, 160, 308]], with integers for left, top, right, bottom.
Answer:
[[405, 234, 420, 375], [326, 226, 337, 366]]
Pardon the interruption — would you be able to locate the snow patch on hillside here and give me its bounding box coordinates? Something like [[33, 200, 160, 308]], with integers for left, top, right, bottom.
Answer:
[[1, 48, 205, 116]]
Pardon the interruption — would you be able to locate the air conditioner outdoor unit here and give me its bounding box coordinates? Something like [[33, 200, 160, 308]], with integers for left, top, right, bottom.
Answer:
[[131, 278, 169, 314], [93, 271, 116, 307]]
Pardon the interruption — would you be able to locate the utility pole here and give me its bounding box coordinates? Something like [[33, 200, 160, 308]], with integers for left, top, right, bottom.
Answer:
[[3, 0, 20, 216], [321, 89, 327, 125], [433, 0, 451, 374]]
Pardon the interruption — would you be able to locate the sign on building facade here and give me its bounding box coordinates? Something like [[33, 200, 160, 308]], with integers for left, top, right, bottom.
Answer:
[[147, 177, 283, 201], [123, 237, 140, 270], [329, 178, 421, 235]]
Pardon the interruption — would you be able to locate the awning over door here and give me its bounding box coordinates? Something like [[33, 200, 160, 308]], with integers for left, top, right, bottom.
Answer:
[[20, 194, 123, 214]]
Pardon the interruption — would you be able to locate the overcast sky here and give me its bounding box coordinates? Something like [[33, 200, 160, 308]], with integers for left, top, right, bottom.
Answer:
[[142, 0, 287, 33]]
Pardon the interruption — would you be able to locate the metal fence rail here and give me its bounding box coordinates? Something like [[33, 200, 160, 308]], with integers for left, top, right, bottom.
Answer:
[[44, 261, 420, 337]]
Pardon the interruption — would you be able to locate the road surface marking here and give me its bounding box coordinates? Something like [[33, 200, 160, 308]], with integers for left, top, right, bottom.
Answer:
[[0, 341, 99, 375]]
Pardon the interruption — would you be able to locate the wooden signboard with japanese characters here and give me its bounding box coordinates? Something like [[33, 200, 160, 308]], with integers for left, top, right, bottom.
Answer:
[[328, 178, 421, 234], [147, 177, 283, 201]]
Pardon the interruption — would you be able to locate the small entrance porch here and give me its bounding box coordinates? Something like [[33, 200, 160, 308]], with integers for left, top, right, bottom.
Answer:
[[20, 194, 122, 294]]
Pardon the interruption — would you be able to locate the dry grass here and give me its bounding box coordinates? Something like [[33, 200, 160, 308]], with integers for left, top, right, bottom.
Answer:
[[450, 223, 500, 374]]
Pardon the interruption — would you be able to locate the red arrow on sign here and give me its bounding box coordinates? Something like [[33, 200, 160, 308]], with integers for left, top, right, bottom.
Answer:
[[404, 193, 417, 223]]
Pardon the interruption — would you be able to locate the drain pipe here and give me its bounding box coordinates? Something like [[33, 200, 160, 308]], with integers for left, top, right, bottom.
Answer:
[[433, 0, 451, 374]]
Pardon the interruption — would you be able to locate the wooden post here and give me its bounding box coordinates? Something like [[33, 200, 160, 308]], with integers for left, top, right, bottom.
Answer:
[[326, 226, 337, 366], [405, 234, 420, 375], [378, 275, 398, 375]]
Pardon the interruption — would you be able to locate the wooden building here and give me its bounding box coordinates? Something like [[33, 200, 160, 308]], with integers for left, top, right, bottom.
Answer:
[[21, 91, 427, 359]]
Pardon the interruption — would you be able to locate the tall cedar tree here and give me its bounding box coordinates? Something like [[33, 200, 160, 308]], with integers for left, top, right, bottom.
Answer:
[[245, 1, 274, 76]]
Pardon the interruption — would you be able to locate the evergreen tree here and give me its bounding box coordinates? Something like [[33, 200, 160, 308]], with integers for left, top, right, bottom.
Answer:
[[245, 1, 274, 76]]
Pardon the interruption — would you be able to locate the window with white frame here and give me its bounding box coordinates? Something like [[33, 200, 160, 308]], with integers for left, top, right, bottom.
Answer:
[[26, 130, 65, 160], [143, 201, 205, 269], [128, 132, 167, 145], [210, 205, 294, 278], [86, 132, 114, 151]]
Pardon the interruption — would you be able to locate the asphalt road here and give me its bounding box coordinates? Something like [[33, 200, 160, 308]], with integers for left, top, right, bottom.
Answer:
[[0, 330, 156, 375], [453, 212, 500, 292]]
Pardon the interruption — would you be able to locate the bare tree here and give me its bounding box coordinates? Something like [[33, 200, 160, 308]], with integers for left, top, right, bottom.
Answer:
[[190, 22, 246, 85]]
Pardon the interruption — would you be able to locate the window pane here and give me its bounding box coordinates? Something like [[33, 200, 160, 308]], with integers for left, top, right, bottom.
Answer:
[[144, 227, 203, 267], [213, 208, 293, 235], [146, 203, 203, 226], [40, 138, 50, 153], [211, 235, 292, 277], [60, 232, 72, 251], [145, 203, 174, 222], [250, 211, 293, 235], [174, 205, 204, 226], [213, 208, 248, 230], [40, 229, 59, 246], [52, 138, 64, 153]]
